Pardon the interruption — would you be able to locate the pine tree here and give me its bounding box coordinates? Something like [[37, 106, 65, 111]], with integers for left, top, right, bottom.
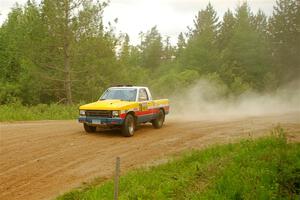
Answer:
[[218, 9, 235, 49], [219, 3, 271, 91], [120, 34, 130, 63], [162, 36, 175, 60], [182, 3, 220, 73], [140, 26, 163, 70], [176, 32, 186, 57], [252, 10, 268, 35], [269, 0, 300, 83]]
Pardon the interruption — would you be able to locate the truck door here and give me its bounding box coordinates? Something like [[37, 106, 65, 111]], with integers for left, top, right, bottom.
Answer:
[[138, 88, 154, 122]]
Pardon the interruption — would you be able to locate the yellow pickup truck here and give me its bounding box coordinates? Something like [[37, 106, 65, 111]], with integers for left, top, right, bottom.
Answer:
[[78, 86, 169, 137]]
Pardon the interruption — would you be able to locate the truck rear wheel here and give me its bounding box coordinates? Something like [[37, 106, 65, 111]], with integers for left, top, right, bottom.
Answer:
[[84, 123, 96, 133], [152, 109, 165, 129], [122, 114, 135, 137]]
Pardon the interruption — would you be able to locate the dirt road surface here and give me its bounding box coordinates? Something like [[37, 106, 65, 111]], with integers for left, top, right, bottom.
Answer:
[[1, 112, 300, 200]]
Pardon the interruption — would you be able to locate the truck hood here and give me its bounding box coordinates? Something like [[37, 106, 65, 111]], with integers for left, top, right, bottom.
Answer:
[[79, 99, 136, 110]]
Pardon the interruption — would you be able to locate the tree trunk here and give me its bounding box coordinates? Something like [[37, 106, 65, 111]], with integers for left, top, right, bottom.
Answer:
[[63, 0, 72, 105], [64, 43, 72, 105]]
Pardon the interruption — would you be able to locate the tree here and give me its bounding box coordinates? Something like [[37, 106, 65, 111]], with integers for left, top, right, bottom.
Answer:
[[219, 3, 271, 91], [140, 26, 163, 70], [269, 0, 300, 83], [176, 32, 186, 56], [182, 3, 220, 73], [218, 9, 235, 49], [162, 36, 175, 61], [117, 33, 149, 86], [0, 1, 46, 104], [252, 9, 268, 35], [120, 34, 130, 63], [1, 0, 299, 104], [40, 0, 112, 104]]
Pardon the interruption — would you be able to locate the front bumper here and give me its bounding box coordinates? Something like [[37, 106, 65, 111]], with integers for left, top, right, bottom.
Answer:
[[78, 116, 124, 125]]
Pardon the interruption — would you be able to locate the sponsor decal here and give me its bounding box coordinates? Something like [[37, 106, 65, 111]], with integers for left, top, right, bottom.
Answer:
[[140, 102, 148, 111]]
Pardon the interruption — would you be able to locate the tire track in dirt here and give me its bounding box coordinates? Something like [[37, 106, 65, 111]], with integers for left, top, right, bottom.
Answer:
[[0, 113, 299, 200]]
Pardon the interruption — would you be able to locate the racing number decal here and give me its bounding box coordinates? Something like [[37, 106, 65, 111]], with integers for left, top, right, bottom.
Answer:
[[140, 102, 148, 111]]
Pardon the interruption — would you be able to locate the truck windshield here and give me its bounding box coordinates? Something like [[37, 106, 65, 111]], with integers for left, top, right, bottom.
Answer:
[[100, 88, 137, 101]]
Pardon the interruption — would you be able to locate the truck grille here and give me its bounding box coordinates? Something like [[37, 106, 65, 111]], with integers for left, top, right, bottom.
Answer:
[[85, 110, 111, 118]]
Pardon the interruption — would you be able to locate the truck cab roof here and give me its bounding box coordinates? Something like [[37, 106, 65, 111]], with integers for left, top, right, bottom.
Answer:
[[110, 85, 147, 89]]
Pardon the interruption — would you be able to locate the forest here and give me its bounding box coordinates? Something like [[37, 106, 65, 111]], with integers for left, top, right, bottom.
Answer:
[[0, 0, 299, 105]]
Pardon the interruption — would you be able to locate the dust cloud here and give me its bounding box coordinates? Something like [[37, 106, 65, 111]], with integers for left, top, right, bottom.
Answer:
[[171, 79, 300, 121]]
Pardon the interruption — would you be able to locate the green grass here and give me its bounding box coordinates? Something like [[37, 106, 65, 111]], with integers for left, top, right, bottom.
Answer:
[[57, 128, 300, 200], [0, 103, 79, 121]]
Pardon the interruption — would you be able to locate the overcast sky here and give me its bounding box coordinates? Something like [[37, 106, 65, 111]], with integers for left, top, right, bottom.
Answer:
[[0, 0, 276, 44]]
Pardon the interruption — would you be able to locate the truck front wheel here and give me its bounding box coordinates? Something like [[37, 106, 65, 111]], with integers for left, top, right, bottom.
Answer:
[[122, 114, 135, 137], [84, 123, 96, 133], [152, 109, 165, 129]]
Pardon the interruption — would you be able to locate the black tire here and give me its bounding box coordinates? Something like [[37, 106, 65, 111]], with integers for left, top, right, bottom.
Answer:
[[122, 114, 135, 137], [152, 109, 165, 129], [84, 123, 96, 133]]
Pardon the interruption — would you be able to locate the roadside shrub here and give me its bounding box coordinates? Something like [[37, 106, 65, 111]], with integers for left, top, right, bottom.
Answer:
[[0, 103, 78, 121]]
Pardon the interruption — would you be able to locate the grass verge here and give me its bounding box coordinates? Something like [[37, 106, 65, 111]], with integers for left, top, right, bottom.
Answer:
[[57, 127, 300, 200], [0, 103, 78, 121]]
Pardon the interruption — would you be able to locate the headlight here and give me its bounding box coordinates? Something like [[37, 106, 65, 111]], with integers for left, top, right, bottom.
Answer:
[[112, 110, 119, 117], [79, 110, 85, 116]]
